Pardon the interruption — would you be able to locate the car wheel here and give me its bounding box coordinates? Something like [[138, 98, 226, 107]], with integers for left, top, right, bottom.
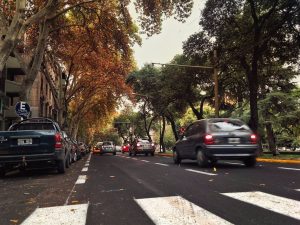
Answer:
[[0, 168, 6, 177], [151, 152, 154, 156], [244, 157, 256, 167], [134, 152, 137, 156], [145, 153, 148, 156], [173, 150, 181, 164], [129, 152, 132, 156], [66, 154, 70, 168], [196, 150, 208, 167], [57, 159, 66, 174], [113, 152, 116, 155]]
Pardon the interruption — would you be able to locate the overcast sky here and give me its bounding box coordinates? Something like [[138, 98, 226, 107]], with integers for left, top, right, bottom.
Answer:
[[130, 1, 205, 69]]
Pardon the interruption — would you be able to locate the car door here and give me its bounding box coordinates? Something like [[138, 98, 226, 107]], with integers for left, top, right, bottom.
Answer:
[[177, 124, 195, 158]]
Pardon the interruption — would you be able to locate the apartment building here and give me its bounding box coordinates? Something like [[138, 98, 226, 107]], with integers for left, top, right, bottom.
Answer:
[[0, 56, 58, 130]]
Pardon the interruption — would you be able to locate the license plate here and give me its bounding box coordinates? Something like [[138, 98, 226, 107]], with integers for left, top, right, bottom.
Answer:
[[18, 138, 32, 145], [228, 138, 240, 144]]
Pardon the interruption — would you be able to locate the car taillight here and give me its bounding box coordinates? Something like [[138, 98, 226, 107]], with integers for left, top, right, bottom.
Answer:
[[204, 134, 214, 145], [55, 133, 62, 149], [151, 143, 155, 147], [137, 142, 141, 147], [250, 134, 257, 144]]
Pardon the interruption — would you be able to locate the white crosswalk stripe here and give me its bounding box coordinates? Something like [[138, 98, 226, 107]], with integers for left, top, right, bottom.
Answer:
[[222, 191, 300, 221], [135, 196, 233, 225], [75, 175, 87, 184], [21, 204, 89, 225]]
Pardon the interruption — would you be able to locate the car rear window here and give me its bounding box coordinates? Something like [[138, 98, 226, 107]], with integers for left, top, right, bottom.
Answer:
[[137, 139, 150, 143], [208, 119, 250, 132], [10, 123, 55, 131], [102, 141, 112, 145]]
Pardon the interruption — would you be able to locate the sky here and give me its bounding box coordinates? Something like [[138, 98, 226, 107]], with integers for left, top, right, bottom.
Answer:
[[130, 1, 205, 69]]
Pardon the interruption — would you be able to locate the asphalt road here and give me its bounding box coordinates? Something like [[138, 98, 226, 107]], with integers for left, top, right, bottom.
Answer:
[[0, 153, 299, 225]]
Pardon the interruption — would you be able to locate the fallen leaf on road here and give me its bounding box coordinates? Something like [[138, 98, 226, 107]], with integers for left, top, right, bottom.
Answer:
[[209, 179, 214, 182], [110, 176, 115, 178], [10, 219, 18, 224], [24, 193, 30, 195], [259, 184, 266, 186], [213, 167, 217, 172]]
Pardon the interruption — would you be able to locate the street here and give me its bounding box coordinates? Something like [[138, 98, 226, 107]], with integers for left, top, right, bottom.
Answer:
[[0, 153, 299, 225]]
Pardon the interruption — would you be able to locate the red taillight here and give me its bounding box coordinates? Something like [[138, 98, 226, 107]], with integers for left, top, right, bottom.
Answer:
[[55, 133, 62, 149], [250, 134, 257, 144], [204, 134, 214, 145]]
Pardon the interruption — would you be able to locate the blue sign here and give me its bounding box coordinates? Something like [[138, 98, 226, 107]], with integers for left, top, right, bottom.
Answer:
[[15, 101, 31, 119]]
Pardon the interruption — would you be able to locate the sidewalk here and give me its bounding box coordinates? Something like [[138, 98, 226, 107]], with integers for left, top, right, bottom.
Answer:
[[157, 153, 300, 164]]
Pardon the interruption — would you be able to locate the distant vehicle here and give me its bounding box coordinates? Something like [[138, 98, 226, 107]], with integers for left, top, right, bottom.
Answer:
[[101, 141, 116, 155], [93, 142, 103, 154], [129, 138, 155, 156], [173, 118, 258, 167], [122, 143, 130, 154], [0, 118, 71, 176]]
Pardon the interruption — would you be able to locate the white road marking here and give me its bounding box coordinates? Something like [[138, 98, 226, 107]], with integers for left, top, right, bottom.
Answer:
[[21, 204, 89, 225], [185, 169, 217, 176], [85, 164, 89, 167], [141, 160, 150, 163], [224, 162, 244, 166], [132, 158, 138, 160], [126, 157, 131, 159], [295, 189, 300, 192], [82, 167, 88, 172], [75, 175, 87, 184], [155, 163, 169, 167], [278, 167, 300, 171], [135, 196, 232, 225], [222, 191, 300, 220]]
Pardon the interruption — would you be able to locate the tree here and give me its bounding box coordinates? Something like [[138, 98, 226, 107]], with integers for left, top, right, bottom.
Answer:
[[198, 0, 300, 134]]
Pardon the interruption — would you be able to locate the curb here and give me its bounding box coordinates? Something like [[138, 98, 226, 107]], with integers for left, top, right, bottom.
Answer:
[[157, 153, 300, 164]]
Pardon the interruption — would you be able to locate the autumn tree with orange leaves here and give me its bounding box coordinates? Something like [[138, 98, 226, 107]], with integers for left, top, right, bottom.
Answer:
[[0, 0, 193, 140]]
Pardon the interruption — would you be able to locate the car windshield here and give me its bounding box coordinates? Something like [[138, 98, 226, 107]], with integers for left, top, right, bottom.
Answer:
[[208, 119, 250, 132], [102, 141, 113, 146]]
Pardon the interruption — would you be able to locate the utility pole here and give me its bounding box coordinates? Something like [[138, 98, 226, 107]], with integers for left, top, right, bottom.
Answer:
[[213, 49, 219, 117]]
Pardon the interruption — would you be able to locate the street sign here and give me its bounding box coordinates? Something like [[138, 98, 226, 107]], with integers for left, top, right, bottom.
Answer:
[[15, 101, 31, 119]]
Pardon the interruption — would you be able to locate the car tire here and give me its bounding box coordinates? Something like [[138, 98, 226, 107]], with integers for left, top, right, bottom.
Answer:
[[145, 153, 148, 156], [244, 157, 256, 167], [113, 152, 116, 156], [57, 159, 66, 174], [173, 150, 181, 164], [134, 152, 137, 156], [0, 168, 5, 177], [196, 150, 208, 167], [66, 154, 70, 168], [129, 152, 132, 156], [151, 152, 154, 156]]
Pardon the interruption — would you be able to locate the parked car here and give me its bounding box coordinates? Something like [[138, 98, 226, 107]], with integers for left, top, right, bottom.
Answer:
[[70, 138, 81, 162], [129, 138, 155, 156], [0, 117, 71, 176], [62, 131, 73, 165], [101, 141, 116, 155], [78, 142, 87, 156], [173, 118, 259, 167], [122, 143, 130, 154]]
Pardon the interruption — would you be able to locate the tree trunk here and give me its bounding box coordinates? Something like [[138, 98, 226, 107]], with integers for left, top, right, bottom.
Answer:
[[165, 113, 178, 141], [19, 20, 50, 101], [265, 122, 279, 156], [159, 116, 166, 152], [188, 101, 201, 119]]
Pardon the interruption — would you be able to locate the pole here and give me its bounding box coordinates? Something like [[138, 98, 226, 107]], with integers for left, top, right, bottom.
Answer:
[[213, 49, 219, 117]]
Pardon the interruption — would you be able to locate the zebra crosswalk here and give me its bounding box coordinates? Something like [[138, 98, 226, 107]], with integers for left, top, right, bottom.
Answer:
[[21, 189, 300, 225]]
